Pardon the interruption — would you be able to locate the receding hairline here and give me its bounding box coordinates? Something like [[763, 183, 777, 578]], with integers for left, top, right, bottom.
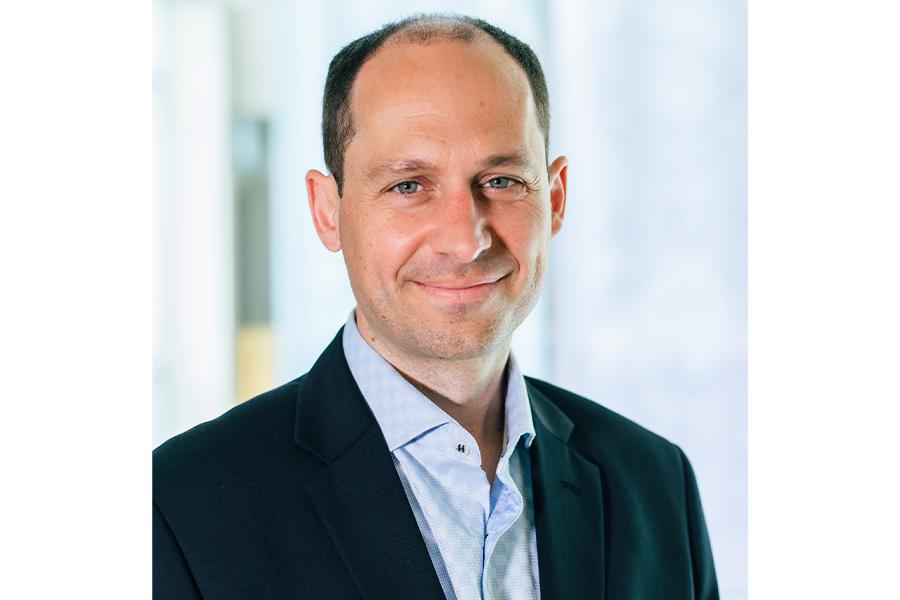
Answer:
[[382, 13, 484, 45], [344, 28, 542, 158], [373, 25, 522, 71], [352, 30, 533, 108], [351, 17, 502, 99]]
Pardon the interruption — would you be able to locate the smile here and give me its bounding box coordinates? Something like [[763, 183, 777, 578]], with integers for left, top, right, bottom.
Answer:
[[412, 275, 508, 304]]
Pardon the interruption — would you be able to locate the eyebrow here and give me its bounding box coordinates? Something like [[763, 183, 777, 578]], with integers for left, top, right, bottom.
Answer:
[[481, 151, 532, 170], [364, 159, 438, 182], [363, 151, 534, 183]]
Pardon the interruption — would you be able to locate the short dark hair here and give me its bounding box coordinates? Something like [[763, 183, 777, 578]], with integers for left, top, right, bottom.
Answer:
[[321, 13, 551, 195]]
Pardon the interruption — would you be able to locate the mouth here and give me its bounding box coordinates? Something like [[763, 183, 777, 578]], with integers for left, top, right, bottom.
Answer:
[[412, 274, 509, 304]]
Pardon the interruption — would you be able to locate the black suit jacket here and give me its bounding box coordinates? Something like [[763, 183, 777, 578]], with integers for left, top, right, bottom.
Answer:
[[154, 329, 719, 599]]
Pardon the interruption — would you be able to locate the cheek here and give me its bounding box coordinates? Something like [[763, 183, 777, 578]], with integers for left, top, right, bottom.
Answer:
[[344, 208, 424, 286], [496, 202, 551, 272]]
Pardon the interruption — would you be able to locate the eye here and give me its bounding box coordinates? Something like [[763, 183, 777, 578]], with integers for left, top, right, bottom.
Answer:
[[484, 176, 520, 190], [390, 181, 423, 194]]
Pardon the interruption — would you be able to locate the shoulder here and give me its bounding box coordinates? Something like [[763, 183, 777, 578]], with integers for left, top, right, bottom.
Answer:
[[525, 376, 686, 476], [153, 376, 306, 499]]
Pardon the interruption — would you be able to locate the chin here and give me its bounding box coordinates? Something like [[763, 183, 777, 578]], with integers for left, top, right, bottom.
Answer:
[[406, 313, 514, 361]]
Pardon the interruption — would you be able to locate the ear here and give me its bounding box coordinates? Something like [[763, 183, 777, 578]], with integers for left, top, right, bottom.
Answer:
[[547, 155, 568, 237], [306, 169, 342, 252]]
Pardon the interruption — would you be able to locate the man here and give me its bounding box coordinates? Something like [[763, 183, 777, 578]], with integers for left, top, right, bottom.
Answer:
[[154, 14, 719, 600]]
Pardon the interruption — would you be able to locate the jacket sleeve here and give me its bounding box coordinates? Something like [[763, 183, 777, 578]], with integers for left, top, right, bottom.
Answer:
[[154, 501, 203, 600], [678, 447, 720, 600]]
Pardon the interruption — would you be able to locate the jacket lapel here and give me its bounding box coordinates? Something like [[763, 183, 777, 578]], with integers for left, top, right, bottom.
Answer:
[[527, 379, 606, 599], [294, 330, 444, 600]]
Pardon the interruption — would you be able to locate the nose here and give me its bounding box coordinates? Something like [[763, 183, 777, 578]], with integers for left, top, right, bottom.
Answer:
[[430, 190, 492, 263]]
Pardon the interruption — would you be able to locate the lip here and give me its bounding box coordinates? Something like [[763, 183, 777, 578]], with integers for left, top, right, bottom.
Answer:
[[413, 274, 508, 303]]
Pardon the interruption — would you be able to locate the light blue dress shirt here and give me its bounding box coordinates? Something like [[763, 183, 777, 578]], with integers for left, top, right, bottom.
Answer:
[[342, 311, 541, 600]]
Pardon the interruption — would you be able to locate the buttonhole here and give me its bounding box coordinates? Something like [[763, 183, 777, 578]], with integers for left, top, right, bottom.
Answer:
[[561, 479, 585, 497]]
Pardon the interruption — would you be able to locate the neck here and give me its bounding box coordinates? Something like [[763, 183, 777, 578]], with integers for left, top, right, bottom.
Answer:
[[355, 314, 510, 482], [402, 350, 508, 440]]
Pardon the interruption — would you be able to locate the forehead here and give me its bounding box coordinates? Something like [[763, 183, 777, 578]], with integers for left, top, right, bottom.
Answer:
[[346, 36, 542, 169]]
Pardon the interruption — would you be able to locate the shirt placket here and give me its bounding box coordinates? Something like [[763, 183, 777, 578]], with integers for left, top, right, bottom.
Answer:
[[427, 424, 492, 600], [481, 444, 525, 597]]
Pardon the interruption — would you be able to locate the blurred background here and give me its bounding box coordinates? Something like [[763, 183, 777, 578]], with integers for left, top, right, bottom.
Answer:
[[153, 0, 746, 597]]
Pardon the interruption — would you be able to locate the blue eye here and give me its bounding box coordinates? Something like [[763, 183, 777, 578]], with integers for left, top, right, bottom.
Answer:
[[485, 177, 518, 189], [391, 181, 422, 194]]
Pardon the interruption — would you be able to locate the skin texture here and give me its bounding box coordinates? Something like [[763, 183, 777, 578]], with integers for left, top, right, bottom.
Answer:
[[306, 35, 568, 483]]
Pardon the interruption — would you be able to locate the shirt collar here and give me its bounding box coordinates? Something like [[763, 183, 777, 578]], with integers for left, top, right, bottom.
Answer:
[[341, 310, 536, 453]]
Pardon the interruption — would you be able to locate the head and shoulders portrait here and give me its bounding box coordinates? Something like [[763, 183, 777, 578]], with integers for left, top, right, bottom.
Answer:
[[154, 9, 744, 600]]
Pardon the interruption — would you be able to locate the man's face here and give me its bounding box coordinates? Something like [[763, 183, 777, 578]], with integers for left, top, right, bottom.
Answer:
[[325, 37, 566, 361]]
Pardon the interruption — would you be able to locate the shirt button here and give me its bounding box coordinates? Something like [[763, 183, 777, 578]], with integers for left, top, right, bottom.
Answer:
[[456, 443, 469, 455]]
